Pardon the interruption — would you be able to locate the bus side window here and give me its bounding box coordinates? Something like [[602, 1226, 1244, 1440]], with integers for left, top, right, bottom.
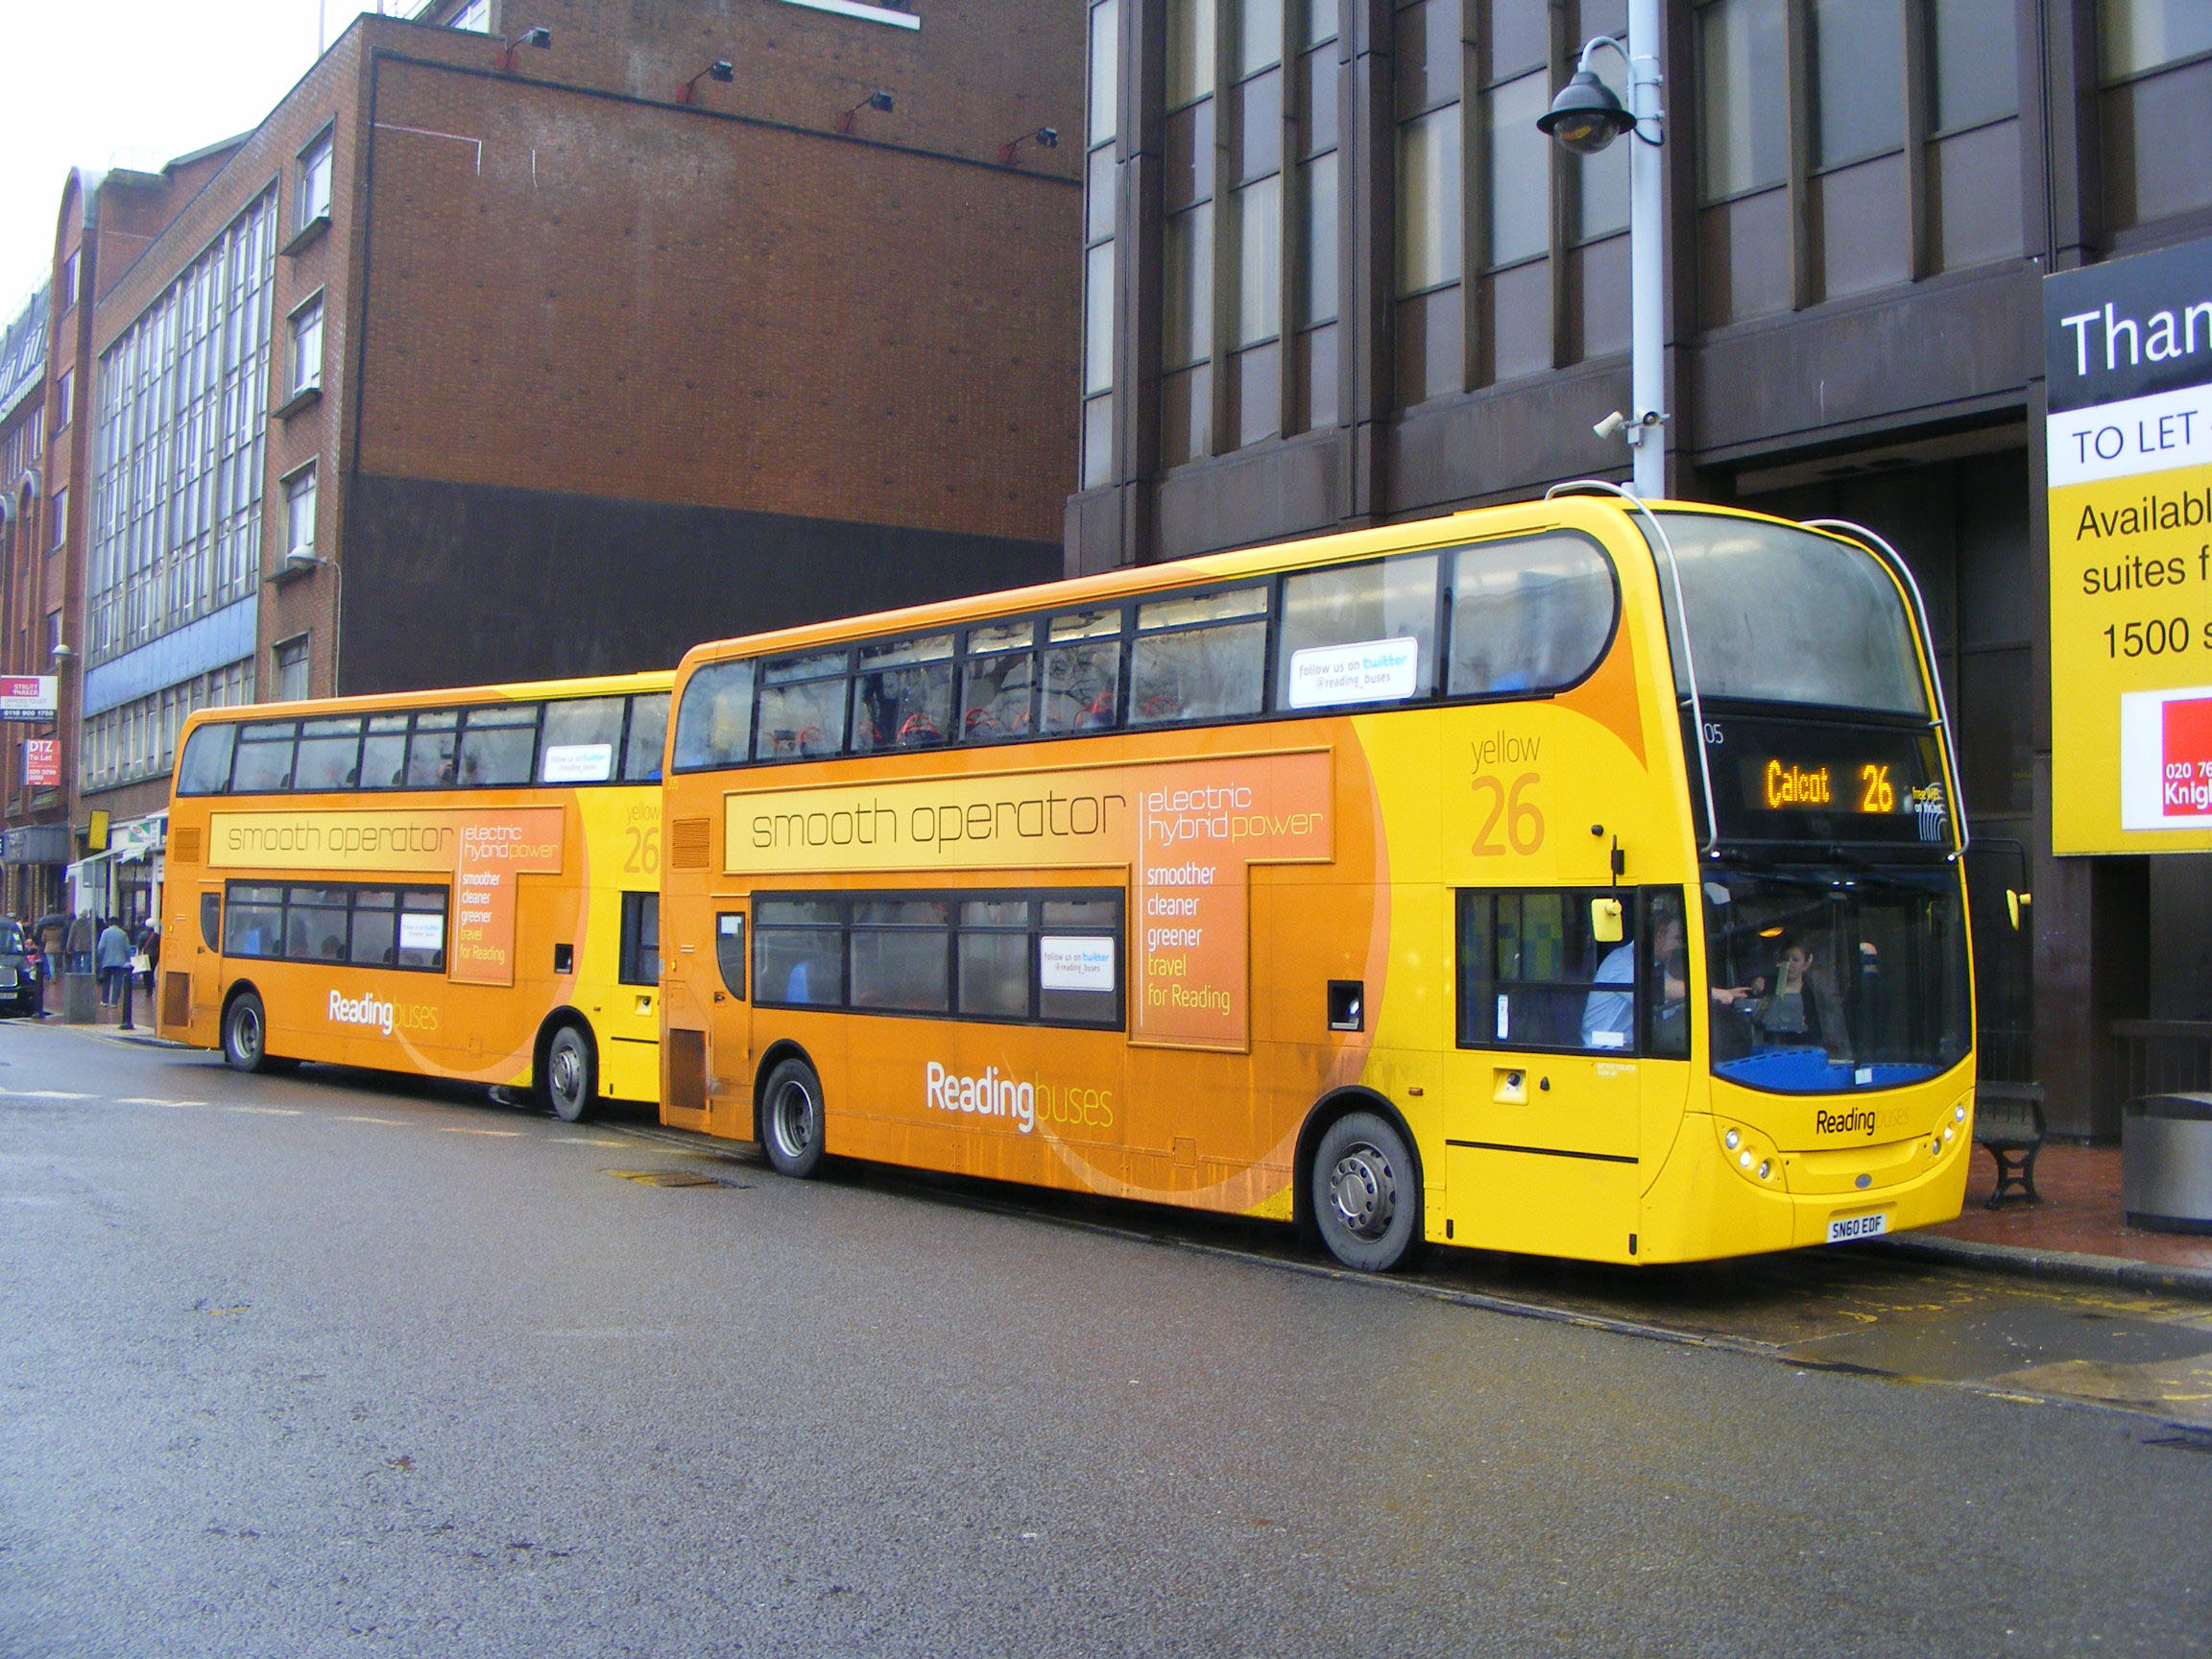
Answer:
[[1447, 535, 1617, 698], [1041, 609, 1124, 733], [200, 893, 222, 952], [713, 912, 744, 998], [620, 894, 661, 987], [1130, 589, 1267, 725]]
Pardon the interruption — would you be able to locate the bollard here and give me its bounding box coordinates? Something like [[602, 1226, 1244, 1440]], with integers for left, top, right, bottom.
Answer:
[[119, 966, 135, 1031]]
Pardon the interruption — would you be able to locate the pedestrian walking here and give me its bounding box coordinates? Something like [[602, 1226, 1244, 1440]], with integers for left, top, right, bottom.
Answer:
[[34, 913, 64, 1008], [95, 918, 130, 1009], [63, 911, 93, 976], [136, 919, 161, 993]]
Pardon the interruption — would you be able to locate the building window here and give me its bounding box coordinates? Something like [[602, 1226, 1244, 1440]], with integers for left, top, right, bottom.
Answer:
[[450, 0, 493, 29], [85, 189, 276, 665], [52, 369, 71, 433], [1926, 0, 2021, 272], [60, 251, 80, 312], [1081, 0, 1118, 489], [298, 132, 334, 230], [288, 296, 325, 397], [1480, 14, 1551, 384], [275, 636, 310, 703], [1226, 0, 1285, 448], [283, 465, 318, 561], [1160, 0, 1217, 467], [47, 487, 65, 555], [2098, 0, 2212, 232], [1296, 3, 1341, 431], [1394, 0, 1464, 408], [46, 610, 62, 663]]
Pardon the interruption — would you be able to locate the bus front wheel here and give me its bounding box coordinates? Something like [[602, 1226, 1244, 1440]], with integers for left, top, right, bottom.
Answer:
[[1310, 1111, 1422, 1273], [760, 1056, 826, 1179], [544, 1023, 599, 1123], [222, 991, 274, 1074]]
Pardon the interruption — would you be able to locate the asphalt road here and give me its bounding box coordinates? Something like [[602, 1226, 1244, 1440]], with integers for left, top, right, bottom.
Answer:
[[3, 1019, 2209, 1658]]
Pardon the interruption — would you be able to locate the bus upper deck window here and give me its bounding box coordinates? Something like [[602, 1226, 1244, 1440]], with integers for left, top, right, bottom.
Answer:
[[757, 651, 848, 760], [622, 692, 669, 781], [1447, 535, 1616, 698], [405, 711, 459, 787], [1042, 610, 1124, 733], [852, 635, 954, 754], [457, 704, 540, 787], [1131, 588, 1268, 725], [176, 723, 238, 795], [541, 696, 624, 783], [962, 619, 1037, 742], [672, 662, 755, 771], [294, 716, 364, 792], [361, 714, 409, 789], [230, 722, 300, 793], [1277, 553, 1439, 709]]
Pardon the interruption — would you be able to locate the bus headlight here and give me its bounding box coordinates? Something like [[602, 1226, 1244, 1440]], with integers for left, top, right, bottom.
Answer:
[[1724, 1128, 1742, 1151], [1954, 1104, 1967, 1123]]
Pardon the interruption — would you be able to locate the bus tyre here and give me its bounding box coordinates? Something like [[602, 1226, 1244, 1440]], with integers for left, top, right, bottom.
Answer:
[[761, 1056, 826, 1179], [544, 1023, 598, 1123], [222, 991, 273, 1074], [1311, 1111, 1422, 1273]]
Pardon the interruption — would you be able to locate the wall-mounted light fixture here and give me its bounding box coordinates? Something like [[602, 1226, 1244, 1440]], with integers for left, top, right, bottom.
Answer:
[[680, 60, 735, 105], [997, 126, 1059, 166], [497, 25, 552, 72], [835, 90, 895, 133]]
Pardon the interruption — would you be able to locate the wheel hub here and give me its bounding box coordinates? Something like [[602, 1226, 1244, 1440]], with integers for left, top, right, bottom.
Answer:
[[549, 1046, 581, 1100], [1328, 1143, 1397, 1239], [773, 1081, 815, 1154]]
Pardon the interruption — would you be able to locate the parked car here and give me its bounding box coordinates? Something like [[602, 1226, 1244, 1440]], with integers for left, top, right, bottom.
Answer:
[[0, 920, 41, 1017]]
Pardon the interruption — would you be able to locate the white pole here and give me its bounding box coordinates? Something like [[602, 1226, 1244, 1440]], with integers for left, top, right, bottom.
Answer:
[[1625, 0, 1667, 500]]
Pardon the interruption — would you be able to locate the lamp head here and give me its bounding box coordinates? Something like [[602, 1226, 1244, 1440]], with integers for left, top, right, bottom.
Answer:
[[1538, 68, 1634, 155], [1035, 127, 1058, 148], [868, 90, 894, 112], [709, 60, 734, 82], [520, 26, 552, 48]]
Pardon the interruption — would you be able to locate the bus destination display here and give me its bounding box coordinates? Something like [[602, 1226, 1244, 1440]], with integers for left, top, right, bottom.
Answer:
[[1698, 713, 1951, 847]]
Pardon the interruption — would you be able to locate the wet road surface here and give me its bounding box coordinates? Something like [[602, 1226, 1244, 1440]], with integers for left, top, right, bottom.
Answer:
[[2, 1019, 2208, 1657]]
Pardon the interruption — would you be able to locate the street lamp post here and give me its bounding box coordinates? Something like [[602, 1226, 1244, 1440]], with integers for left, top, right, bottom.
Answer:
[[1538, 0, 1667, 499]]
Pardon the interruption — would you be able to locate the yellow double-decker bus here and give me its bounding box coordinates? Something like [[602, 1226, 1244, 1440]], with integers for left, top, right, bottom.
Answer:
[[158, 672, 671, 1121], [660, 492, 1975, 1271]]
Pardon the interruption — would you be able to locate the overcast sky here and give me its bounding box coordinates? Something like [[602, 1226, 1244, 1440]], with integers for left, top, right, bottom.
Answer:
[[0, 2, 404, 322]]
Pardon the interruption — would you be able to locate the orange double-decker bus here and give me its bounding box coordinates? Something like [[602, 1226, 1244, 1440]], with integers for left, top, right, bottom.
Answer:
[[657, 493, 1976, 1271], [158, 672, 670, 1120]]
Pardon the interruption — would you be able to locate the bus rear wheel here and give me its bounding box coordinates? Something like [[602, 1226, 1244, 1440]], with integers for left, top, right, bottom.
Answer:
[[543, 1022, 598, 1123], [222, 991, 273, 1074], [1310, 1110, 1422, 1273], [760, 1056, 826, 1178]]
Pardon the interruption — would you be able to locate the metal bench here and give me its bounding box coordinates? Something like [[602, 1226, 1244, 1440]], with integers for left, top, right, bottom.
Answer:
[[1975, 1081, 2046, 1208]]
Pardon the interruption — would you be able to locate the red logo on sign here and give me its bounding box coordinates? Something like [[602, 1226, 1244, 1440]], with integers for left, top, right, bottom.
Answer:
[[24, 738, 59, 789], [2162, 697, 2212, 816], [0, 678, 40, 701]]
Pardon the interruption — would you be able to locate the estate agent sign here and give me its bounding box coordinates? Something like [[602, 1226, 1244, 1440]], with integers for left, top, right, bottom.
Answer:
[[2046, 235, 2212, 853]]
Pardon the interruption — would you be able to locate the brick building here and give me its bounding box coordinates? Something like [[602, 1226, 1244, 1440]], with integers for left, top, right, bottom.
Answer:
[[1067, 0, 2211, 1137], [10, 0, 1081, 930], [0, 287, 54, 917]]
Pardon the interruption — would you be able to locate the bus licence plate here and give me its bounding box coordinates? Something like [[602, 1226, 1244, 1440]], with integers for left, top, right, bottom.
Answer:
[[1827, 1212, 1887, 1244]]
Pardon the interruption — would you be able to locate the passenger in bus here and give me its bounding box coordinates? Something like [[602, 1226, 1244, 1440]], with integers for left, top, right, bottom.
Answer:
[[1729, 935, 1848, 1053]]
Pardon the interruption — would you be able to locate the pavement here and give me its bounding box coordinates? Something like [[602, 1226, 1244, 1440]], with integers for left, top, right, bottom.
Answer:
[[35, 985, 2212, 1301]]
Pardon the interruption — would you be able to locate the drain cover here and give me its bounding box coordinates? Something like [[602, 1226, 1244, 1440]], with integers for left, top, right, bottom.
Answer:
[[606, 1168, 724, 1188]]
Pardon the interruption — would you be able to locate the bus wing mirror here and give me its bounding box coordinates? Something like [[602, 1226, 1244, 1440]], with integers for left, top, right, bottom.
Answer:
[[2006, 889, 2031, 930], [1591, 897, 1623, 944]]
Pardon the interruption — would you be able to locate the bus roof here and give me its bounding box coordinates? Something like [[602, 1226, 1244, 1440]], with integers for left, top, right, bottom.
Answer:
[[672, 494, 1822, 672], [173, 668, 675, 733]]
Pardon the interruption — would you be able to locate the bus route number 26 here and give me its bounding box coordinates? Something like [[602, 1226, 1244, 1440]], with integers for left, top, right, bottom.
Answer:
[[623, 826, 661, 876], [1472, 771, 1545, 856]]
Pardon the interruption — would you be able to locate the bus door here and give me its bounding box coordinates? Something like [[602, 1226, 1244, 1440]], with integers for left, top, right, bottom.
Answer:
[[704, 903, 752, 1140], [1442, 887, 1643, 1259], [187, 882, 226, 1030]]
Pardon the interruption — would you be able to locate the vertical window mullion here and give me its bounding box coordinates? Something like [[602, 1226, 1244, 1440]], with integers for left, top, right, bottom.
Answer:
[[1785, 0, 1815, 309], [1902, 0, 1932, 279], [1461, 2, 1486, 391], [1209, 0, 1236, 458], [1546, 3, 1573, 373]]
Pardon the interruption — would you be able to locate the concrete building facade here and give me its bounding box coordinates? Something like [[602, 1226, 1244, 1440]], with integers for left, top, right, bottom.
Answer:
[[1067, 0, 2212, 1137]]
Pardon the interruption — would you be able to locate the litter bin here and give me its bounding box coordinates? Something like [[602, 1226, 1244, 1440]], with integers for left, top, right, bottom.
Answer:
[[2123, 1093, 2212, 1235]]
